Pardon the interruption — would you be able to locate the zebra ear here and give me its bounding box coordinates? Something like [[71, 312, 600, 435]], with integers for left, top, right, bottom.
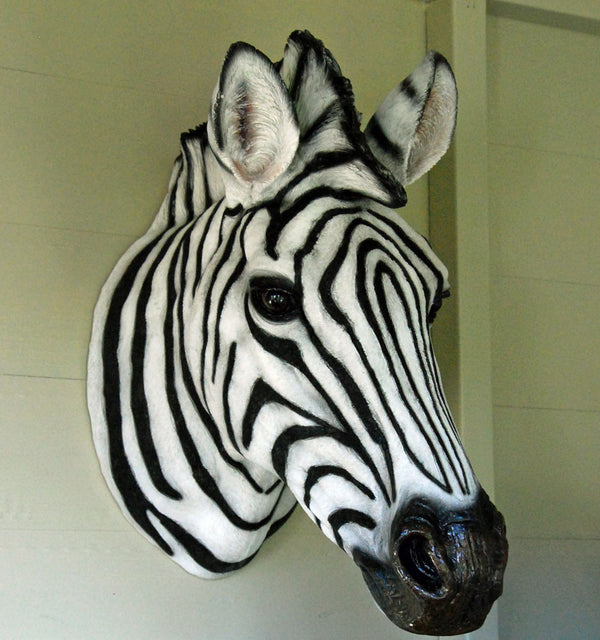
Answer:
[[365, 51, 457, 186], [207, 42, 299, 197]]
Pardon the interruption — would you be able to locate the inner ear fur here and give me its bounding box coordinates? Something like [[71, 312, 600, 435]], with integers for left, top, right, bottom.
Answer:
[[208, 42, 299, 187]]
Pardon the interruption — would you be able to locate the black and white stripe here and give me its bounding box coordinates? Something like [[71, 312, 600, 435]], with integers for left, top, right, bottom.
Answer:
[[88, 30, 475, 579]]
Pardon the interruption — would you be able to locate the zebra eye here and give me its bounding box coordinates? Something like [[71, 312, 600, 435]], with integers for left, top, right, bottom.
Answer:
[[250, 278, 298, 322]]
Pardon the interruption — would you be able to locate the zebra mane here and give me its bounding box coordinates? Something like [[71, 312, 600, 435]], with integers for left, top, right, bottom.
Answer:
[[151, 31, 406, 236], [276, 30, 407, 207]]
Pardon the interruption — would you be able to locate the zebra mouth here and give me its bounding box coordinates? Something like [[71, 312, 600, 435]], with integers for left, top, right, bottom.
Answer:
[[353, 490, 508, 635]]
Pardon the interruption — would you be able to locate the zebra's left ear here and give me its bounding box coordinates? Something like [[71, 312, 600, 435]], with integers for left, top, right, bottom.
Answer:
[[365, 51, 457, 186], [207, 42, 299, 201]]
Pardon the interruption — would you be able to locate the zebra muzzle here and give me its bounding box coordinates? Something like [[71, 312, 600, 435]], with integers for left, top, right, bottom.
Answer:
[[354, 489, 508, 635]]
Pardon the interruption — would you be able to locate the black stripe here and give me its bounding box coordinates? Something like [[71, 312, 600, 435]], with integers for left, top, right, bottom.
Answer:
[[302, 211, 468, 493], [102, 217, 281, 559], [222, 343, 241, 452], [176, 216, 274, 494], [328, 509, 376, 548], [357, 226, 467, 491], [181, 124, 212, 213], [367, 208, 447, 324], [365, 212, 459, 440], [199, 212, 246, 395], [192, 199, 224, 295], [241, 378, 332, 450], [176, 267, 267, 494], [377, 262, 467, 492], [328, 217, 465, 492], [102, 235, 181, 552], [300, 106, 338, 144], [303, 466, 375, 510], [366, 208, 456, 432], [244, 294, 391, 504], [167, 159, 183, 228], [400, 75, 417, 100], [201, 136, 213, 206], [299, 310, 397, 499], [181, 140, 196, 222], [371, 261, 463, 493], [356, 238, 454, 490], [164, 230, 271, 520], [365, 115, 405, 165], [153, 510, 258, 573], [295, 206, 398, 499], [265, 185, 364, 259], [211, 254, 246, 384], [271, 425, 354, 480], [158, 240, 287, 530], [288, 41, 310, 106], [130, 233, 183, 500], [287, 149, 361, 185]]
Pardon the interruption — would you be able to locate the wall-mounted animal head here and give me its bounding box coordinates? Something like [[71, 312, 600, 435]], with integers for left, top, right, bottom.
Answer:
[[88, 31, 507, 635]]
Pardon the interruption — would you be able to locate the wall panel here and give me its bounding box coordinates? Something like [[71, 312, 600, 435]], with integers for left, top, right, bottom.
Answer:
[[489, 146, 600, 286], [0, 223, 134, 379], [494, 405, 600, 538], [492, 276, 600, 412], [487, 4, 600, 638], [498, 538, 600, 640], [0, 69, 182, 236], [487, 6, 600, 158]]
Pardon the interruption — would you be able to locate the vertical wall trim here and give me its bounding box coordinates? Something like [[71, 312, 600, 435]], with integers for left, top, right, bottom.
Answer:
[[426, 3, 497, 638], [426, 0, 496, 494]]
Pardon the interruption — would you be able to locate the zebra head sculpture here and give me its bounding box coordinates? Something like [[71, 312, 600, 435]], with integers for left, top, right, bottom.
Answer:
[[88, 31, 507, 635]]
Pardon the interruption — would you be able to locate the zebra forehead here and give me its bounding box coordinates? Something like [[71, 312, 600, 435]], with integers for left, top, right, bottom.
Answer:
[[246, 200, 448, 294]]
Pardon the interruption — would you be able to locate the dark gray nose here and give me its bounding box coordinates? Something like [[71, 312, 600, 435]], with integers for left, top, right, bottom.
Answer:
[[355, 490, 508, 635]]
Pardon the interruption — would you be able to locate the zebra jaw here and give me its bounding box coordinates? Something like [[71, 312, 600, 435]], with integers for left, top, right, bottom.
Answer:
[[87, 29, 508, 636]]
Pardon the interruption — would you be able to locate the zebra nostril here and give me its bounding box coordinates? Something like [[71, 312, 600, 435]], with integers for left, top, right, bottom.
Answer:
[[396, 533, 444, 594]]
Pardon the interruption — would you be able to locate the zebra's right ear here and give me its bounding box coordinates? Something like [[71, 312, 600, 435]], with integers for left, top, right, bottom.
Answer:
[[365, 51, 457, 186], [207, 42, 299, 202]]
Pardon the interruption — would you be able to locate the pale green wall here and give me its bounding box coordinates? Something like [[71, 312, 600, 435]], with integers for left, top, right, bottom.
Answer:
[[11, 3, 587, 639], [487, 3, 600, 638], [0, 2, 451, 639], [420, 2, 600, 638]]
